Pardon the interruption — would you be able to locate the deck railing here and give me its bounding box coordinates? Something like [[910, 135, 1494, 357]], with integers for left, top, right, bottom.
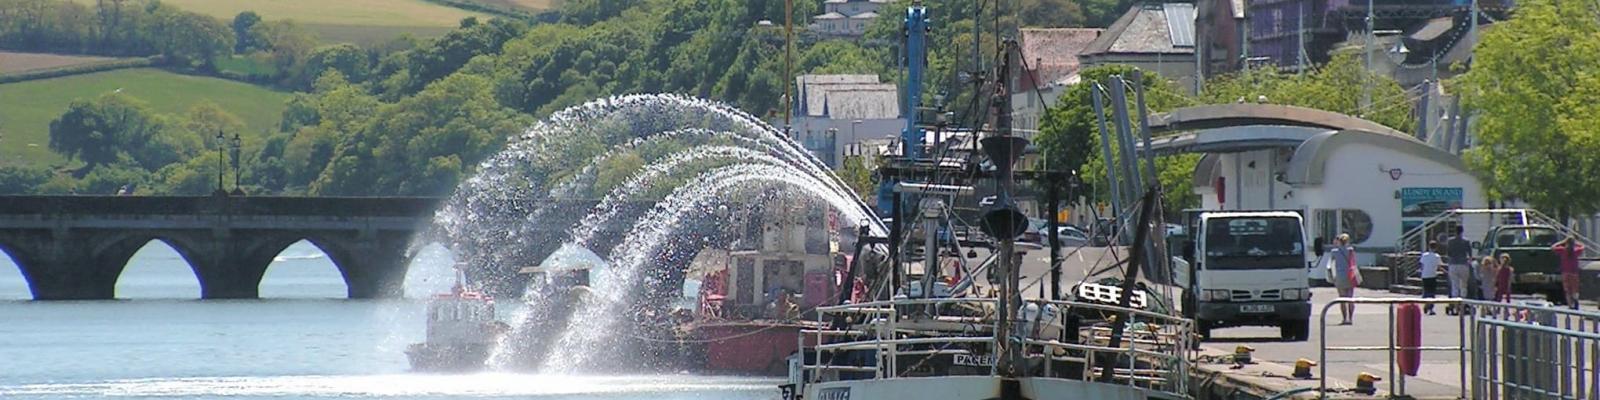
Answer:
[[795, 297, 1193, 396]]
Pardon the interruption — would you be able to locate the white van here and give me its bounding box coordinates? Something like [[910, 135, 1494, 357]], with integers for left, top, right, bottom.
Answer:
[[1180, 211, 1313, 341]]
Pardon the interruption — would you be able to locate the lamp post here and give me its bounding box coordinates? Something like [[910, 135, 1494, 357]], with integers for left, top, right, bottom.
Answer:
[[230, 132, 243, 195], [215, 130, 226, 196]]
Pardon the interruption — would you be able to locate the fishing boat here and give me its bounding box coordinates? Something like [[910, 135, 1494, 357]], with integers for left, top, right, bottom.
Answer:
[[676, 201, 851, 375], [406, 274, 508, 372]]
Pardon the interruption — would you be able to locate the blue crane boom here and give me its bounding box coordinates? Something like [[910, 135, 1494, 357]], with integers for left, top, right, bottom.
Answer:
[[876, 1, 929, 214]]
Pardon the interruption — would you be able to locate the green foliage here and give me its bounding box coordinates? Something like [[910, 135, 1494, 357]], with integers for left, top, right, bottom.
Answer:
[[1201, 53, 1413, 133], [48, 93, 164, 172], [1456, 0, 1600, 219], [838, 155, 877, 205], [0, 165, 53, 194], [232, 11, 262, 52], [0, 56, 158, 84], [1035, 65, 1191, 210], [295, 43, 370, 89], [0, 0, 233, 68]]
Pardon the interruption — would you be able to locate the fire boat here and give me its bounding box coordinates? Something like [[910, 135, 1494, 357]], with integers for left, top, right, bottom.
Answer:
[[406, 265, 509, 372]]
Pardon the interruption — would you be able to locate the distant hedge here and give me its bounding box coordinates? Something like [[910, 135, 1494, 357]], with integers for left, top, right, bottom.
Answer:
[[419, 0, 561, 23], [0, 56, 161, 84]]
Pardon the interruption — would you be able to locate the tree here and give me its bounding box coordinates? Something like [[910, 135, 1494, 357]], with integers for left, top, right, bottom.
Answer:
[[231, 10, 261, 52], [1201, 53, 1413, 133], [1035, 65, 1190, 209], [151, 8, 234, 69], [838, 155, 877, 205], [1455, 0, 1600, 219], [296, 43, 371, 89], [49, 93, 162, 174], [1018, 0, 1087, 28]]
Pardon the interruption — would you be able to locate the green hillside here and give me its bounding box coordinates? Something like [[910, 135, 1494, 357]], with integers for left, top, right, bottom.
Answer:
[[0, 68, 290, 166]]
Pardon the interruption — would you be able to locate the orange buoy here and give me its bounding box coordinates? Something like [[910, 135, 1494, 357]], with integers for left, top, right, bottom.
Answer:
[[1397, 303, 1422, 377]]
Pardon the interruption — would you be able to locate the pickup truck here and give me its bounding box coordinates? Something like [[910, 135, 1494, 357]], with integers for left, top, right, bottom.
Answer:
[[1477, 225, 1565, 303]]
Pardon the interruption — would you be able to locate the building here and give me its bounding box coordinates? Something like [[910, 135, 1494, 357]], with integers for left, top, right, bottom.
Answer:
[[1011, 28, 1102, 137], [1142, 104, 1486, 264], [1242, 0, 1511, 73], [1078, 3, 1200, 92], [791, 74, 902, 168], [811, 0, 889, 37]]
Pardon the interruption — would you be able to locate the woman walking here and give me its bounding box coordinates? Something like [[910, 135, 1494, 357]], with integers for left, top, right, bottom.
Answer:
[[1330, 234, 1359, 325], [1495, 254, 1515, 302], [1554, 236, 1585, 309]]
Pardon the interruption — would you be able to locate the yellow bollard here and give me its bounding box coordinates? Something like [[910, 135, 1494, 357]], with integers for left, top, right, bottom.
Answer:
[[1354, 372, 1381, 395], [1231, 345, 1254, 368], [1292, 358, 1316, 379]]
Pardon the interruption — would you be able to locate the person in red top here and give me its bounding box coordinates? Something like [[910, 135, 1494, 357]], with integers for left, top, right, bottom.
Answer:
[[1495, 254, 1514, 302], [1554, 236, 1586, 309]]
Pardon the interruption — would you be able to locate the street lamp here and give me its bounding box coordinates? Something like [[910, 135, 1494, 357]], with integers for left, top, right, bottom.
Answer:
[[230, 133, 243, 196], [215, 130, 226, 196]]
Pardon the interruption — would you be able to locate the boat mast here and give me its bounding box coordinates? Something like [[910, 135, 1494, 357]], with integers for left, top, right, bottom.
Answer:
[[983, 39, 1028, 377]]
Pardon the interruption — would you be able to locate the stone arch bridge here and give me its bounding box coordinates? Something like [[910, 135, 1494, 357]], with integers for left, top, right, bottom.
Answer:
[[0, 196, 443, 300]]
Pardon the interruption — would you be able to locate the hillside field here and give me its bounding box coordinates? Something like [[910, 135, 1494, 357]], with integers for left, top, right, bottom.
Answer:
[[0, 51, 120, 75], [69, 0, 505, 44], [0, 69, 290, 166]]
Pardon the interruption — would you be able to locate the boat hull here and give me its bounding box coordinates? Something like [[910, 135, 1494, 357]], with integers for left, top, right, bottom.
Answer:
[[799, 376, 1184, 400], [692, 321, 813, 375], [406, 343, 492, 372]]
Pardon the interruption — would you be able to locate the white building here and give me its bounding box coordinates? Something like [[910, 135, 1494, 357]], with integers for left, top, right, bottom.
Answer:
[[790, 74, 902, 168], [1142, 104, 1486, 264], [811, 0, 889, 37]]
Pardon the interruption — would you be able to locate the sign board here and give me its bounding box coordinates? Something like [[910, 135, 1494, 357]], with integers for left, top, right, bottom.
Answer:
[[817, 387, 851, 400], [1400, 188, 1463, 219], [953, 353, 996, 367]]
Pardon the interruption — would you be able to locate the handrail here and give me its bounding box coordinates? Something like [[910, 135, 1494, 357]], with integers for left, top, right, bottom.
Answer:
[[1317, 297, 1600, 399]]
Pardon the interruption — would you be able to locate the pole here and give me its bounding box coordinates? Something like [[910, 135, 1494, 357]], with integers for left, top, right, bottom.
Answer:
[[1417, 80, 1431, 141], [1100, 187, 1157, 383], [889, 190, 903, 300], [783, 0, 793, 133], [1109, 77, 1143, 211], [1362, 0, 1374, 116], [902, 3, 928, 160], [1092, 86, 1123, 218], [215, 130, 225, 194], [1047, 179, 1061, 300], [1132, 70, 1157, 186]]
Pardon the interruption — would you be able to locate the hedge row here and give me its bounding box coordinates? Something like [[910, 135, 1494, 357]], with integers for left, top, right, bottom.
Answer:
[[0, 56, 162, 84]]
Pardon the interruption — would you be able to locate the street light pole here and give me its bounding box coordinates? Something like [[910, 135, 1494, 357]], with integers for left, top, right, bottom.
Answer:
[[215, 130, 225, 196], [230, 133, 242, 195]]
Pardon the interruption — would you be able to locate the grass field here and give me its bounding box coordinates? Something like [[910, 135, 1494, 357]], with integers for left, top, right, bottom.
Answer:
[[0, 69, 290, 166], [0, 51, 119, 75], [69, 0, 502, 44], [468, 0, 557, 12]]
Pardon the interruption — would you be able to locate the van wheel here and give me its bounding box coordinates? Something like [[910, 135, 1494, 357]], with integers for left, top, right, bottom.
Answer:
[[1280, 320, 1309, 341]]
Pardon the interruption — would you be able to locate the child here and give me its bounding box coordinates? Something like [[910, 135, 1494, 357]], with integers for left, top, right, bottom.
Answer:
[[1495, 254, 1514, 303], [1418, 242, 1443, 315]]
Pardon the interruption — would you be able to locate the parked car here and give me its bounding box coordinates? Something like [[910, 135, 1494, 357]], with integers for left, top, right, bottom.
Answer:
[[1055, 226, 1089, 247]]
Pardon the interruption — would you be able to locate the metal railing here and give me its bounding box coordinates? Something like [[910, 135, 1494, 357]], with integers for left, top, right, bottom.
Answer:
[[1319, 297, 1600, 399], [796, 297, 1193, 396]]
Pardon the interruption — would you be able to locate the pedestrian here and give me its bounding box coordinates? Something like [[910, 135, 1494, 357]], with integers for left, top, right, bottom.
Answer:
[[1553, 236, 1585, 309], [1494, 254, 1515, 302], [1445, 226, 1473, 315], [1330, 233, 1359, 325], [1480, 253, 1500, 301], [1419, 241, 1444, 315]]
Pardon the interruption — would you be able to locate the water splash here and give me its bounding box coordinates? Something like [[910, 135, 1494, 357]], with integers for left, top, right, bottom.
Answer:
[[432, 94, 884, 373]]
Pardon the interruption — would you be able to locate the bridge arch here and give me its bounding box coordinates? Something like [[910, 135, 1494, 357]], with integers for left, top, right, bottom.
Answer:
[[0, 242, 34, 300], [104, 236, 209, 299], [257, 238, 358, 299]]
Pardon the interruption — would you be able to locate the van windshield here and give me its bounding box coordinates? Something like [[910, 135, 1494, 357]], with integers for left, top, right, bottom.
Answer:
[[1204, 217, 1304, 270]]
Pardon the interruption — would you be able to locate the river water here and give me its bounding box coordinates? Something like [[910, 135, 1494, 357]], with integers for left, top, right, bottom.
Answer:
[[0, 241, 778, 399]]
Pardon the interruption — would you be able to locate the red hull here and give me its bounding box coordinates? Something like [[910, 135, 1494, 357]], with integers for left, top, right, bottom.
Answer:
[[692, 321, 814, 375]]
